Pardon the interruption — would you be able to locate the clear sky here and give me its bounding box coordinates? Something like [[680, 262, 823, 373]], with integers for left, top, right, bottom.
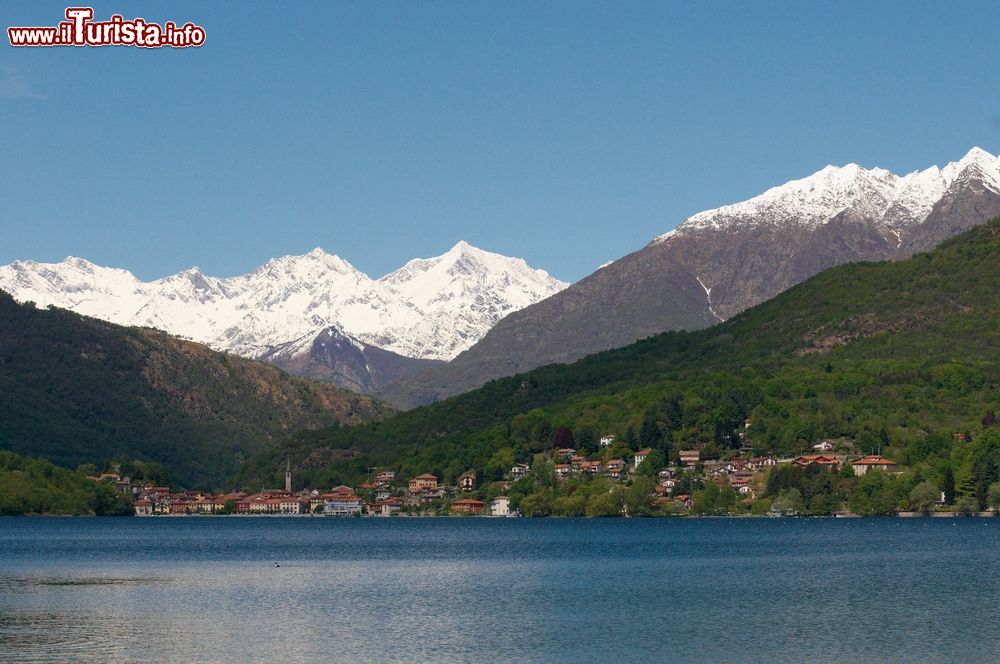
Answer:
[[2, 1, 1000, 282]]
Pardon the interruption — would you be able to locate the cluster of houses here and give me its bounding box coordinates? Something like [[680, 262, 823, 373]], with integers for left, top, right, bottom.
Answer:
[[532, 434, 900, 510], [103, 430, 901, 517], [127, 469, 513, 517]]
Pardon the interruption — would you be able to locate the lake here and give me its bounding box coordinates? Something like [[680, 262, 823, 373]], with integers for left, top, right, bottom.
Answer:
[[1, 516, 999, 663]]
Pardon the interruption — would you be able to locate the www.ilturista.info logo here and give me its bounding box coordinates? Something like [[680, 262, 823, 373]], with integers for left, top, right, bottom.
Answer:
[[8, 7, 205, 48]]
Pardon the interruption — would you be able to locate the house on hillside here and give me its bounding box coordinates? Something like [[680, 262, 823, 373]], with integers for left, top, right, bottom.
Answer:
[[409, 474, 439, 492], [375, 497, 403, 516], [511, 463, 531, 480], [851, 455, 897, 476], [812, 441, 835, 453], [679, 450, 700, 466], [794, 455, 839, 468], [634, 448, 653, 469], [600, 435, 615, 448], [606, 459, 626, 480], [458, 471, 477, 492]]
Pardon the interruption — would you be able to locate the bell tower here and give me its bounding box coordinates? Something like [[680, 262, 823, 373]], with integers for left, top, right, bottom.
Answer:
[[285, 457, 292, 493]]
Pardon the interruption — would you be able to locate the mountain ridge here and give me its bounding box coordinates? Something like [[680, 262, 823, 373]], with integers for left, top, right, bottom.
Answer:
[[380, 147, 1000, 407], [0, 241, 567, 392], [238, 217, 1000, 490]]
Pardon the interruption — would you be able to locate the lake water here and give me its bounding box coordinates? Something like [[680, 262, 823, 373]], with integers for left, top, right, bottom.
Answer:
[[1, 517, 999, 663]]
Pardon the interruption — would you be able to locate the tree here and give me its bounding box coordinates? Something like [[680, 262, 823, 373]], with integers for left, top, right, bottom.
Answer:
[[531, 458, 557, 489], [659, 395, 683, 435], [640, 410, 662, 451], [552, 494, 586, 517], [553, 427, 575, 449], [691, 482, 721, 515], [972, 451, 998, 510], [624, 426, 638, 449], [988, 482, 1000, 514], [955, 494, 979, 516], [909, 481, 940, 515], [942, 466, 956, 505], [637, 450, 664, 477], [575, 428, 597, 454], [586, 489, 623, 517], [771, 488, 804, 515], [808, 493, 837, 516], [519, 492, 551, 517], [625, 476, 655, 516]]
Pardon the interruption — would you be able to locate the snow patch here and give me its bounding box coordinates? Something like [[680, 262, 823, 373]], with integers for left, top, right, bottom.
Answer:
[[696, 276, 723, 322]]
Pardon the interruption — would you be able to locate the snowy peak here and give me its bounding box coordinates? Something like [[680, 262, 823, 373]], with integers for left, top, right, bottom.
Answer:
[[0, 241, 567, 363], [656, 147, 1000, 241]]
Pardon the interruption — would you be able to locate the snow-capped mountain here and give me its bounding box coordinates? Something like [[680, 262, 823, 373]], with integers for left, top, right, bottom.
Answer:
[[0, 242, 568, 375], [657, 146, 1000, 244], [380, 147, 1000, 407]]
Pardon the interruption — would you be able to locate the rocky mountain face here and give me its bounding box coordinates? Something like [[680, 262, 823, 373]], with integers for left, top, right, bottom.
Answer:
[[0, 241, 566, 393], [381, 147, 1000, 408], [260, 326, 443, 394]]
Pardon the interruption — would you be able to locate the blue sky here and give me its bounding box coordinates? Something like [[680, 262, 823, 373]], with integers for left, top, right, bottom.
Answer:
[[2, 1, 999, 282]]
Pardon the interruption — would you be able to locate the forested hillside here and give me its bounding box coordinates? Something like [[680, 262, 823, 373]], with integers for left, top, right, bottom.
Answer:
[[238, 219, 1000, 493], [0, 292, 389, 487]]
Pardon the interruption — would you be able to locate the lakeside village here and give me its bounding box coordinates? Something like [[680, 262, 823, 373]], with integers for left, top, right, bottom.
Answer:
[[84, 418, 999, 518]]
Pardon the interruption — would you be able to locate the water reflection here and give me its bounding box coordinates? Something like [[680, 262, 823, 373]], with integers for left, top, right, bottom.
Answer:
[[2, 518, 1000, 662]]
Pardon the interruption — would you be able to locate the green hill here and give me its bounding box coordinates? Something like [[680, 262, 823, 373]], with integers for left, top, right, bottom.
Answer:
[[0, 450, 133, 516], [236, 218, 1000, 491], [0, 292, 390, 488]]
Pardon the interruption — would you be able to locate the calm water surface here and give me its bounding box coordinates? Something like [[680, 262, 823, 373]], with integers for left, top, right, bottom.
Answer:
[[1, 517, 999, 663]]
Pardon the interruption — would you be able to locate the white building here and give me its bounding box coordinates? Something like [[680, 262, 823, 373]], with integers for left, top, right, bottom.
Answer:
[[490, 496, 511, 517]]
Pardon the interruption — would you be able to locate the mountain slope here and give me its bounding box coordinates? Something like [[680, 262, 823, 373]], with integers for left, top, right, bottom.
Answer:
[[0, 291, 388, 487], [0, 243, 567, 375], [238, 218, 1000, 489], [260, 326, 443, 394], [382, 147, 1000, 407]]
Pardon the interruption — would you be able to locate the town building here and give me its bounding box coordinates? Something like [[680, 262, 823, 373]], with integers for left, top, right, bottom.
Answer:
[[323, 486, 362, 516], [409, 473, 439, 492], [451, 499, 485, 514], [490, 496, 511, 516]]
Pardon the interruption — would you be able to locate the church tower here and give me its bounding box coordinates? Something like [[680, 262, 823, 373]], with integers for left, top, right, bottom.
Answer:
[[285, 457, 292, 493]]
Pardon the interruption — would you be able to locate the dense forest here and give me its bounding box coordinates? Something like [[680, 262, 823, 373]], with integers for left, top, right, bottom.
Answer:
[[0, 451, 133, 516], [237, 219, 1000, 507], [0, 291, 388, 488]]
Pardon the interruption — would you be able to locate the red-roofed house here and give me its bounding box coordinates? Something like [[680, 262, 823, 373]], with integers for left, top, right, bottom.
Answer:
[[452, 499, 485, 514], [409, 474, 439, 492], [851, 455, 897, 476], [794, 455, 839, 468]]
